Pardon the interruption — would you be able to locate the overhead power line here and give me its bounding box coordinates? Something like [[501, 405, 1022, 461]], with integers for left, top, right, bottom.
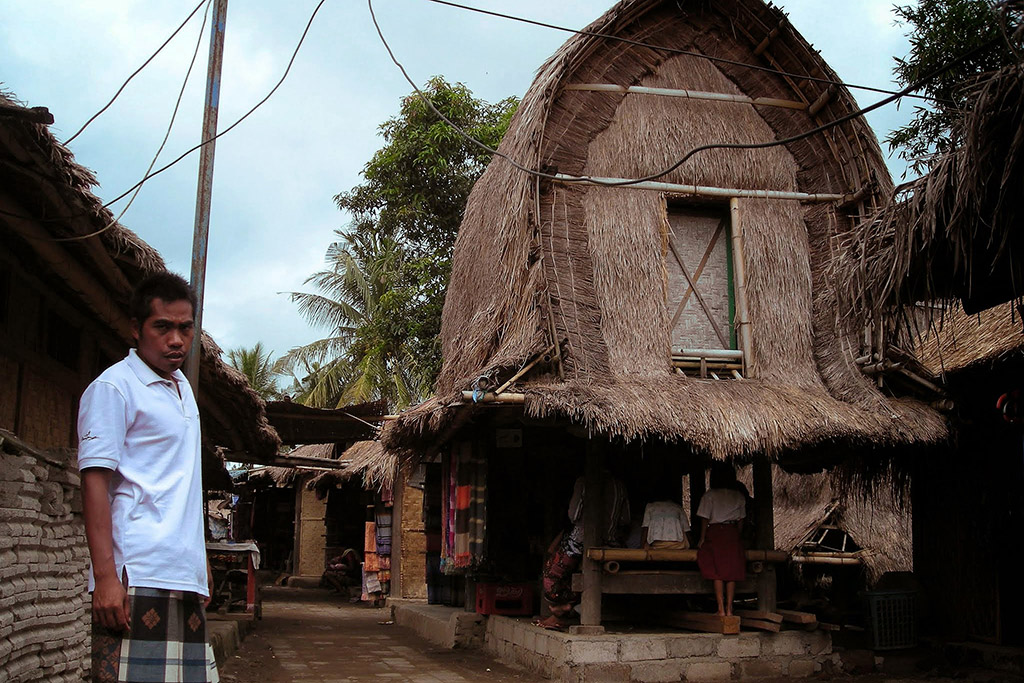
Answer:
[[53, 0, 214, 243], [422, 0, 943, 105], [369, 0, 994, 189], [63, 0, 209, 146], [2, 0, 327, 234]]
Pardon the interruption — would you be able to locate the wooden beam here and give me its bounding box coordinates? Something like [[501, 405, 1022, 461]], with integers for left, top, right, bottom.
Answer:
[[778, 609, 818, 625], [563, 84, 807, 110], [741, 617, 782, 632], [1, 195, 132, 343], [553, 175, 849, 202], [689, 469, 706, 539], [734, 609, 783, 624], [585, 547, 789, 563], [580, 440, 605, 630], [574, 570, 757, 596], [661, 611, 740, 635]]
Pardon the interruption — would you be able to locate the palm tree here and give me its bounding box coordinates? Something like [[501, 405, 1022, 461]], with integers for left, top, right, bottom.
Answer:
[[226, 342, 278, 401], [276, 229, 430, 410]]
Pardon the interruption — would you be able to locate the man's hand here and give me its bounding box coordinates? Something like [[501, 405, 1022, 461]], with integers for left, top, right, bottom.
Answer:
[[92, 575, 130, 631], [205, 559, 214, 608]]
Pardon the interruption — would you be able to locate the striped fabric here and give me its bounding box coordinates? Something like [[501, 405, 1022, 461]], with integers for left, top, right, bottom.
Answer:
[[91, 587, 219, 682]]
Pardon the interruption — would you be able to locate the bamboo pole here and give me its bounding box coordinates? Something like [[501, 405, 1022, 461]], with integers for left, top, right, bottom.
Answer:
[[554, 175, 849, 203], [730, 199, 754, 377], [493, 344, 555, 395], [563, 84, 808, 110], [791, 555, 862, 566], [676, 348, 745, 360], [461, 391, 526, 404]]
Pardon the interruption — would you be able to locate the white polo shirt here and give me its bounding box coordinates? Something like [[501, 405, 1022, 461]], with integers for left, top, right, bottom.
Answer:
[[697, 488, 746, 524], [77, 349, 208, 596]]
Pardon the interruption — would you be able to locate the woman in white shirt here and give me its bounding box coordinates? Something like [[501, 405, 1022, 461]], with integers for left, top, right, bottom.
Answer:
[[641, 479, 691, 549], [696, 463, 746, 616]]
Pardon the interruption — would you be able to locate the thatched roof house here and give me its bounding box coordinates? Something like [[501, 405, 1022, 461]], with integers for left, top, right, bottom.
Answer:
[[0, 89, 279, 461], [384, 0, 945, 466]]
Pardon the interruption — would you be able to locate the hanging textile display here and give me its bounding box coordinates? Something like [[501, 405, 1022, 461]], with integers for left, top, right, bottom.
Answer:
[[440, 440, 487, 572]]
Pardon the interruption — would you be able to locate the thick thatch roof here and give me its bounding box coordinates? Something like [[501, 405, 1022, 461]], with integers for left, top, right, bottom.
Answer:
[[0, 89, 279, 462], [835, 63, 1024, 327], [914, 303, 1024, 377], [307, 440, 397, 496], [772, 470, 911, 584], [384, 0, 946, 464]]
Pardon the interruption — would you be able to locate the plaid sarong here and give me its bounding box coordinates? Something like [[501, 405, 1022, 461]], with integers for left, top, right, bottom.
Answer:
[[92, 587, 219, 682]]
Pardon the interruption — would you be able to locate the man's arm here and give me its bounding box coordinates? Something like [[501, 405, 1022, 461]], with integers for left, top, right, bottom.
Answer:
[[82, 468, 130, 631]]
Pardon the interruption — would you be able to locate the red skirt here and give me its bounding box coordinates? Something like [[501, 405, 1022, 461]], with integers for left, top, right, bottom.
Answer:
[[698, 523, 746, 582]]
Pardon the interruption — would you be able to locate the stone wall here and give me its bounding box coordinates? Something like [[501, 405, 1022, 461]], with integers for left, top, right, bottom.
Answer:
[[0, 434, 89, 682]]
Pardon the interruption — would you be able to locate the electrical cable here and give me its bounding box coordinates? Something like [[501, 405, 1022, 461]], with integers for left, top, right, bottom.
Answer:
[[422, 0, 943, 104], [370, 0, 996, 190], [52, 0, 213, 243], [1, 0, 327, 233], [63, 0, 209, 146]]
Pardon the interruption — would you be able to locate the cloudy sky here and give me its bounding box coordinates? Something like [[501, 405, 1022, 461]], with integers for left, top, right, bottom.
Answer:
[[1, 0, 919, 366]]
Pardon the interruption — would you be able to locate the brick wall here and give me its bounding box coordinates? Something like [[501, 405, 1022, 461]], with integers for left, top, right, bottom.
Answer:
[[0, 435, 89, 682]]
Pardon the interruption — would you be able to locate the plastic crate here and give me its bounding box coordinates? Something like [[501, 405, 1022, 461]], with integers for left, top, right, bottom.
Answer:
[[475, 582, 534, 616], [865, 589, 916, 650]]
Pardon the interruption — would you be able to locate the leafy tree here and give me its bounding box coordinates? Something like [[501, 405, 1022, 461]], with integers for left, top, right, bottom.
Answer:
[[226, 342, 279, 401], [282, 77, 518, 409], [335, 77, 517, 386], [887, 0, 1023, 173], [277, 230, 431, 409]]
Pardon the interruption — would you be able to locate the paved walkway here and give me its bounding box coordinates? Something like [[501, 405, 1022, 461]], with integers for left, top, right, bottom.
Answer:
[[218, 587, 529, 683]]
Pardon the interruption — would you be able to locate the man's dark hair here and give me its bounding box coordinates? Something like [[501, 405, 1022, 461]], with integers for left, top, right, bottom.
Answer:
[[129, 271, 197, 323]]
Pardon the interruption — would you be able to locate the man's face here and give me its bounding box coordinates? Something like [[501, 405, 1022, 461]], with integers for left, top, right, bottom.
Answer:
[[131, 297, 195, 379]]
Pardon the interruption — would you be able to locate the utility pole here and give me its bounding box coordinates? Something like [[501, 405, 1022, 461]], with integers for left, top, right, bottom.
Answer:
[[185, 0, 228, 395]]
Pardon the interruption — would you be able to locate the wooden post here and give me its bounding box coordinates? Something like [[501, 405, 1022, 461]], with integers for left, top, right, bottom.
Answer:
[[730, 198, 754, 378], [391, 469, 404, 599], [579, 439, 606, 630], [689, 467, 706, 534], [752, 459, 777, 611]]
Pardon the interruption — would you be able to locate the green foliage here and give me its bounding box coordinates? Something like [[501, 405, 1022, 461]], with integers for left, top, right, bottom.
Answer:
[[281, 77, 518, 410], [226, 342, 279, 401], [887, 0, 1022, 174]]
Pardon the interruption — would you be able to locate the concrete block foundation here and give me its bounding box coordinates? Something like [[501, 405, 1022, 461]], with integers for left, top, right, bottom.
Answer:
[[391, 602, 837, 682], [483, 616, 834, 682]]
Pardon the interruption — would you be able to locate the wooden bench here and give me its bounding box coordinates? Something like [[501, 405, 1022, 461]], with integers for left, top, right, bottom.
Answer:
[[571, 547, 788, 631]]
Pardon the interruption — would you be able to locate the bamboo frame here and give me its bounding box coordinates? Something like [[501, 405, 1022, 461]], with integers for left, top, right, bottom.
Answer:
[[563, 84, 807, 110], [730, 199, 754, 377], [554, 174, 850, 202]]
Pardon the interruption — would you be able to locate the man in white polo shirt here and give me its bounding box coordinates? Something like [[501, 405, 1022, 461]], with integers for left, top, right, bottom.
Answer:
[[79, 271, 218, 682]]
